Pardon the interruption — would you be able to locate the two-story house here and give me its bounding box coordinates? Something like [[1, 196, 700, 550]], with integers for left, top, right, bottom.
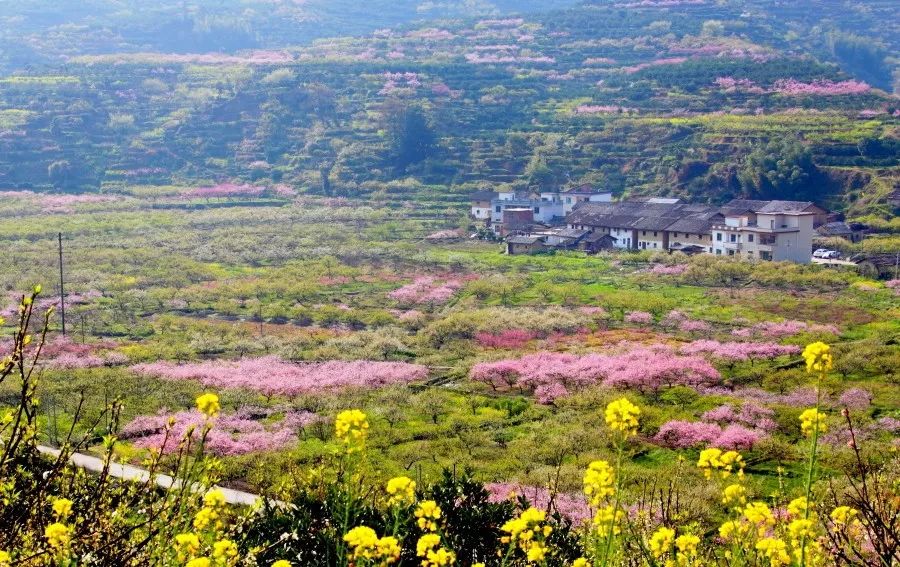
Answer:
[[711, 201, 819, 263]]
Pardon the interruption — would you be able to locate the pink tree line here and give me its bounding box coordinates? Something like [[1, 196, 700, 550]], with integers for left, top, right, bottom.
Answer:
[[121, 407, 320, 456], [486, 483, 591, 525], [470, 345, 721, 402], [388, 277, 464, 305], [732, 320, 839, 338], [130, 357, 429, 397]]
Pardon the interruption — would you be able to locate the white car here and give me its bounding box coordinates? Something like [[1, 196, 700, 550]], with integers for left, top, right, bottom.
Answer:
[[812, 249, 829, 258], [822, 250, 841, 259]]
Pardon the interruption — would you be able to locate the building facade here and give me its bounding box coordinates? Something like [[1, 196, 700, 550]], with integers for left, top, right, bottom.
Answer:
[[566, 198, 822, 263]]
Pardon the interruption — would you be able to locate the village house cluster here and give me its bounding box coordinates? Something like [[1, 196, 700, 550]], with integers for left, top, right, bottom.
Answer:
[[471, 188, 833, 263]]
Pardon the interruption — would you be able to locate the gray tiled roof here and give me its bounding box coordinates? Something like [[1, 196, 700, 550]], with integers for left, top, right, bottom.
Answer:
[[470, 190, 497, 201], [724, 199, 821, 214], [506, 235, 543, 245], [567, 202, 721, 233]]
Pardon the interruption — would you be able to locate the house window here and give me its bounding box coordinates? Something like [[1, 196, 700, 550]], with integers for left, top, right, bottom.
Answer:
[[716, 249, 722, 255], [728, 250, 735, 256], [642, 231, 646, 236], [730, 234, 737, 243], [566, 197, 571, 204], [653, 243, 657, 248], [534, 207, 540, 214], [748, 234, 754, 243], [495, 206, 501, 213], [653, 231, 657, 237], [716, 233, 722, 241]]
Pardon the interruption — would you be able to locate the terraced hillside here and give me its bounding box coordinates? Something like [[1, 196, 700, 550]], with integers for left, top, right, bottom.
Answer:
[[0, 0, 897, 218]]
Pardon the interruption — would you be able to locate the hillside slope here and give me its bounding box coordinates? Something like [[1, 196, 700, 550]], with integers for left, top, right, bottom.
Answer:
[[0, 1, 897, 216]]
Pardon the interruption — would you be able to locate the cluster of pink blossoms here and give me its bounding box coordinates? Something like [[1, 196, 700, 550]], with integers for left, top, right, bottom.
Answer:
[[680, 340, 800, 361], [121, 407, 320, 456], [388, 277, 463, 305], [130, 357, 428, 397], [485, 483, 591, 525], [471, 345, 721, 402], [732, 320, 838, 338], [653, 420, 765, 450]]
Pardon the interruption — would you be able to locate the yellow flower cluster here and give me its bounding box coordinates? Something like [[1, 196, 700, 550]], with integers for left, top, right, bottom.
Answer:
[[675, 534, 700, 565], [604, 397, 641, 436], [44, 522, 71, 549], [0, 550, 9, 566], [721, 484, 747, 507], [697, 448, 744, 479], [583, 460, 615, 506], [343, 526, 401, 565], [649, 526, 674, 558], [756, 537, 790, 567], [415, 500, 442, 532], [802, 342, 833, 374], [52, 497, 73, 519], [592, 505, 624, 536], [196, 393, 221, 418], [799, 408, 827, 437], [212, 539, 239, 566], [386, 476, 416, 507], [416, 534, 456, 567], [271, 561, 292, 567], [500, 507, 552, 563], [335, 409, 369, 449], [830, 506, 858, 526], [194, 488, 227, 531], [175, 533, 201, 560]]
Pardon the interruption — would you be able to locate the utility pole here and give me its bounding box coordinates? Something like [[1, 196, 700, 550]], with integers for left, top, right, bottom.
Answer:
[[58, 232, 66, 336]]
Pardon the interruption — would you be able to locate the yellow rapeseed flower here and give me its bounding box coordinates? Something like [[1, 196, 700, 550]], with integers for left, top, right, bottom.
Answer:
[[799, 408, 827, 437], [175, 533, 201, 558], [756, 537, 790, 567], [583, 460, 615, 506], [335, 409, 369, 449], [271, 561, 292, 567], [204, 488, 227, 508], [375, 536, 402, 564], [605, 397, 641, 435], [196, 393, 220, 418], [52, 497, 73, 519], [186, 558, 212, 567], [787, 518, 816, 544], [743, 501, 776, 536], [830, 506, 858, 525], [722, 484, 747, 506], [193, 507, 217, 531], [424, 547, 456, 566], [787, 496, 810, 518], [698, 448, 744, 479], [649, 526, 675, 558], [416, 533, 442, 556], [592, 505, 624, 536], [718, 520, 750, 541], [526, 541, 547, 562], [0, 550, 9, 567], [44, 523, 70, 549], [415, 500, 442, 532], [385, 476, 416, 507], [802, 342, 833, 374], [344, 526, 379, 561], [572, 559, 588, 567], [212, 539, 239, 564]]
